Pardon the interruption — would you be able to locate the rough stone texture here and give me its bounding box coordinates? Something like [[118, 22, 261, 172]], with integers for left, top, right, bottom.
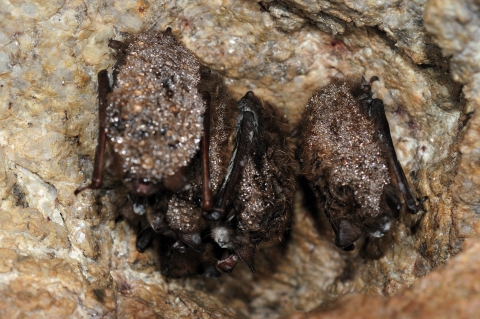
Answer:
[[285, 239, 480, 319], [0, 0, 477, 318], [425, 0, 480, 243], [259, 0, 442, 65]]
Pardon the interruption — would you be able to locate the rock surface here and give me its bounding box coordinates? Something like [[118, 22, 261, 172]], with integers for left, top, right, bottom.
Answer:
[[259, 0, 442, 65], [285, 239, 480, 319], [0, 0, 478, 318]]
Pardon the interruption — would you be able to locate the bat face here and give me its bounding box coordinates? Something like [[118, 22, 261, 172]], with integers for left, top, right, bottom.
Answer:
[[298, 77, 425, 250], [157, 235, 222, 279]]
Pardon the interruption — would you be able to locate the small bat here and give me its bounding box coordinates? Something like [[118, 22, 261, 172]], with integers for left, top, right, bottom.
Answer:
[[297, 76, 426, 250]]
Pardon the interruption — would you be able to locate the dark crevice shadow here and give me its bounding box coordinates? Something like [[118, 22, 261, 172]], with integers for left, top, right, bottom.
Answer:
[[297, 175, 333, 238]]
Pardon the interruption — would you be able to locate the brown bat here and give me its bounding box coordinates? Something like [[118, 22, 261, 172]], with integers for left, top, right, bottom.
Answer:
[[75, 28, 205, 197], [74, 27, 215, 259], [146, 72, 296, 274], [206, 90, 296, 273], [297, 76, 426, 251], [76, 28, 295, 277]]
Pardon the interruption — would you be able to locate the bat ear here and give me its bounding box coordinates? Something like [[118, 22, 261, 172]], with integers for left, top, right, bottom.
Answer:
[[335, 219, 362, 250], [236, 245, 256, 273], [217, 252, 239, 273]]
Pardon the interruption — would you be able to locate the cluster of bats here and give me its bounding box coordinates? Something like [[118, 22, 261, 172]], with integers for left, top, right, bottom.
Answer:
[[75, 28, 425, 278]]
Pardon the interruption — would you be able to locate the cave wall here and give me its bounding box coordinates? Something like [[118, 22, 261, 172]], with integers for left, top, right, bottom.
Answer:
[[0, 0, 478, 318]]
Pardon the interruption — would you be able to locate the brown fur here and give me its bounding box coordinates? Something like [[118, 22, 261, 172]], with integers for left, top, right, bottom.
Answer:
[[210, 92, 296, 271], [106, 29, 204, 188], [80, 28, 295, 277], [160, 241, 221, 279], [298, 77, 418, 250]]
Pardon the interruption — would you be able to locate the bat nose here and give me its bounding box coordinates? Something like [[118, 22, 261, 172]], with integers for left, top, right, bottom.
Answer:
[[132, 179, 158, 196]]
